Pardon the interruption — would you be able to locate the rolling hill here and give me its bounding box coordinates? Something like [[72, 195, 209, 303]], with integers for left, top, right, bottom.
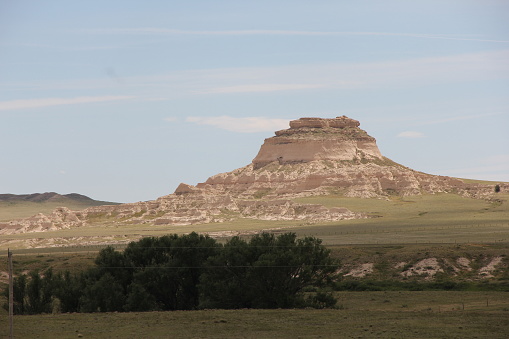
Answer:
[[0, 192, 118, 222]]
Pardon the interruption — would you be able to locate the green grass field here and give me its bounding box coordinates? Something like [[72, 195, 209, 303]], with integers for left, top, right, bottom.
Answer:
[[1, 291, 508, 338]]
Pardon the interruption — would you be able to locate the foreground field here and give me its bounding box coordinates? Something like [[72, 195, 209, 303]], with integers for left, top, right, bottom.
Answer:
[[3, 291, 508, 338]]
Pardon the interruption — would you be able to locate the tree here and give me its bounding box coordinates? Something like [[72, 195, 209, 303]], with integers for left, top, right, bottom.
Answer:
[[123, 232, 219, 310], [124, 282, 157, 311], [2, 269, 56, 315], [79, 272, 126, 312], [2, 232, 338, 313], [199, 233, 339, 309], [2, 274, 27, 314], [198, 236, 252, 309], [53, 270, 82, 313]]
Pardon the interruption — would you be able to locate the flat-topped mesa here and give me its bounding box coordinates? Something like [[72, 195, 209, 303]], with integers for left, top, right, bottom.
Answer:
[[287, 115, 360, 129], [252, 116, 383, 169]]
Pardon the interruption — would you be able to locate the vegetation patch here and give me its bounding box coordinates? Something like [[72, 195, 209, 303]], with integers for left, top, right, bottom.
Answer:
[[253, 188, 272, 199], [3, 232, 338, 314]]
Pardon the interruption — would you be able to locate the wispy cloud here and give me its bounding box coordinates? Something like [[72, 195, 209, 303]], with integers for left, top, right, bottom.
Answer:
[[185, 116, 290, 133], [0, 96, 134, 111], [414, 112, 504, 126], [397, 131, 425, 138], [144, 49, 509, 96], [200, 83, 324, 94], [83, 28, 509, 43], [3, 50, 507, 99], [440, 154, 509, 182]]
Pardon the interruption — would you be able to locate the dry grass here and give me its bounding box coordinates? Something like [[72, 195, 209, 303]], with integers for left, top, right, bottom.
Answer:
[[1, 193, 508, 250], [0, 199, 118, 222], [291, 193, 509, 245], [2, 291, 508, 339]]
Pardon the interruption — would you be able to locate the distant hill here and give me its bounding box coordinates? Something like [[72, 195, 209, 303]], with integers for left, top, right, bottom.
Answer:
[[0, 192, 119, 221]]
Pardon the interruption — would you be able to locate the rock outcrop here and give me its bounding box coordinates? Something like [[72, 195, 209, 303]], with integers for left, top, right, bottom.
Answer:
[[1, 115, 506, 234], [252, 116, 382, 169]]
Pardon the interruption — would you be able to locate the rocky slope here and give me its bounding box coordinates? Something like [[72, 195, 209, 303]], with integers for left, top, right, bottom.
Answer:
[[1, 116, 506, 234], [196, 116, 500, 199]]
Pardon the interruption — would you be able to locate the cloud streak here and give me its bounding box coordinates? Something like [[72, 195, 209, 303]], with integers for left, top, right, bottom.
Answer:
[[191, 50, 509, 94], [185, 116, 290, 133], [200, 83, 325, 94], [413, 112, 504, 126], [0, 96, 134, 111], [397, 131, 425, 138], [84, 28, 509, 43], [3, 50, 507, 100]]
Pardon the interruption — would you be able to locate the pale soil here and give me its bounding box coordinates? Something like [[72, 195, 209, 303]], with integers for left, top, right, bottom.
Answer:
[[479, 256, 503, 278], [400, 258, 444, 279], [456, 257, 472, 271], [344, 263, 374, 277]]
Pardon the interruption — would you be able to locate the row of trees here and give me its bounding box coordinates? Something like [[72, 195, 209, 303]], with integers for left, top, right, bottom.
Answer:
[[3, 232, 339, 314]]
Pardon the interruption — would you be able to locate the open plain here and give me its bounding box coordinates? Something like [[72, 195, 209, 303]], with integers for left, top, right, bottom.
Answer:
[[1, 292, 508, 338], [1, 190, 508, 338]]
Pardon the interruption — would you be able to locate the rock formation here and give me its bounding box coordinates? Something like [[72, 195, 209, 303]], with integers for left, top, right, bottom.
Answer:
[[1, 116, 506, 234], [252, 116, 382, 169]]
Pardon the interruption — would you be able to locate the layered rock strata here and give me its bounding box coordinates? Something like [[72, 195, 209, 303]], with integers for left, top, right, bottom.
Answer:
[[1, 116, 505, 234], [252, 116, 382, 169]]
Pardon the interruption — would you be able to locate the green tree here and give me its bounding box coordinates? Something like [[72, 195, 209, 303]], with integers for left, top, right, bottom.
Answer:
[[2, 273, 27, 314], [25, 270, 55, 314], [200, 233, 339, 309], [53, 270, 83, 313], [2, 232, 337, 314], [124, 232, 219, 310], [95, 246, 131, 289], [79, 272, 126, 312], [124, 282, 157, 311]]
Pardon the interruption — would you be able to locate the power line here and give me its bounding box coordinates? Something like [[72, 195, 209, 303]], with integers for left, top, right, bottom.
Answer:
[[92, 264, 338, 269]]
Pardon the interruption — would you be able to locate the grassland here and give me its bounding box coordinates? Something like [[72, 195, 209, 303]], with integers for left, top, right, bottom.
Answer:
[[1, 191, 508, 338], [291, 192, 509, 245], [1, 291, 508, 338], [0, 198, 118, 222], [2, 192, 507, 251]]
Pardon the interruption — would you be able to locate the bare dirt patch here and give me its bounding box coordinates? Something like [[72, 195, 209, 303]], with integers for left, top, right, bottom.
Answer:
[[479, 256, 503, 278], [401, 258, 444, 279], [345, 263, 374, 277]]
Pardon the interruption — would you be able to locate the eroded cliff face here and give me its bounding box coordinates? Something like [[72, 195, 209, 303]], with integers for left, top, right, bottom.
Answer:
[[252, 116, 382, 169], [1, 115, 504, 235], [200, 159, 469, 199]]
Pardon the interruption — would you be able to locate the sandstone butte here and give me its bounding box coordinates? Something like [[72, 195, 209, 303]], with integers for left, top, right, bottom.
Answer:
[[1, 116, 506, 234]]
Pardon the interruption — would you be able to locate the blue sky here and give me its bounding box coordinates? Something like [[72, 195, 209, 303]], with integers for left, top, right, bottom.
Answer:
[[1, 1, 508, 202]]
